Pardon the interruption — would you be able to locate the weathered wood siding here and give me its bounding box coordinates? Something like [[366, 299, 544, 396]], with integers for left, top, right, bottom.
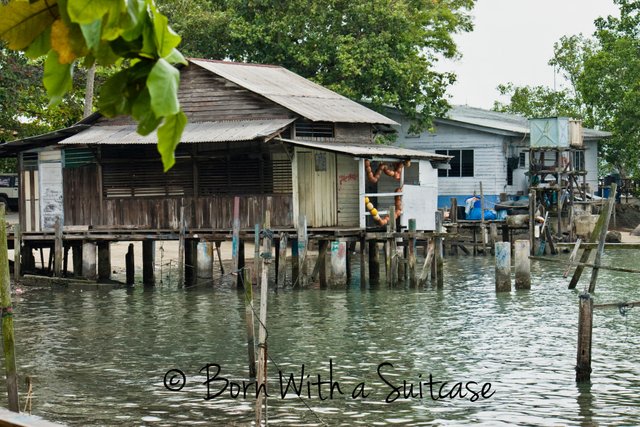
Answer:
[[296, 149, 337, 227], [63, 164, 101, 226], [336, 154, 359, 226]]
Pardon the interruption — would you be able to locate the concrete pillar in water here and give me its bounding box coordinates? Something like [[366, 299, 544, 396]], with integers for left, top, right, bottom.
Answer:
[[97, 242, 111, 282], [494, 241, 511, 292], [514, 240, 531, 290], [82, 241, 97, 280], [196, 241, 213, 285], [330, 240, 347, 287]]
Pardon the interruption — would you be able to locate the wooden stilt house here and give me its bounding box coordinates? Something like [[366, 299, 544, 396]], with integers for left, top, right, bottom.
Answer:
[[2, 59, 449, 233]]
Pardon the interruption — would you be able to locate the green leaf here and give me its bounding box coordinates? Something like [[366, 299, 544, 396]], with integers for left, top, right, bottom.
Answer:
[[43, 49, 73, 107], [165, 48, 187, 65], [152, 9, 181, 58], [157, 111, 187, 172], [147, 58, 180, 117], [24, 27, 51, 59], [97, 69, 130, 116], [67, 0, 111, 24], [132, 88, 161, 135], [80, 19, 102, 51], [0, 0, 58, 50]]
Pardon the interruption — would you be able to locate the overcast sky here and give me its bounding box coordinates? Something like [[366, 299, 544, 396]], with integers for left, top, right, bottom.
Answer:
[[440, 0, 620, 109]]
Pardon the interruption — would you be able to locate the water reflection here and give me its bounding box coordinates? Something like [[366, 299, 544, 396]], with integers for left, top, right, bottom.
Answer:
[[2, 254, 639, 426]]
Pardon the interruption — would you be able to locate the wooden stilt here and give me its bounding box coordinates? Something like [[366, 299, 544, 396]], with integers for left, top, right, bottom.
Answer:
[[408, 219, 417, 288], [177, 206, 185, 287], [238, 240, 245, 288], [72, 243, 82, 277], [184, 240, 197, 286], [435, 211, 444, 287], [125, 243, 135, 286], [142, 240, 155, 286], [297, 215, 308, 288], [82, 241, 96, 281], [231, 196, 241, 285], [215, 241, 224, 275], [369, 240, 380, 287], [291, 238, 299, 286], [360, 235, 369, 289], [419, 239, 435, 286], [253, 224, 260, 286], [589, 183, 616, 293], [277, 233, 288, 288], [495, 241, 511, 292], [315, 240, 328, 289], [346, 242, 354, 284], [13, 225, 20, 282], [529, 191, 536, 255], [97, 242, 111, 282], [54, 218, 62, 277], [63, 246, 70, 276], [389, 206, 398, 287], [514, 240, 530, 290], [576, 292, 593, 382], [0, 206, 18, 412]]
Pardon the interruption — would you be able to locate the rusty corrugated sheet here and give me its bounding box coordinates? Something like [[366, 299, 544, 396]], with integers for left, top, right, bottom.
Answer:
[[189, 59, 398, 126], [60, 119, 295, 145], [277, 138, 450, 161]]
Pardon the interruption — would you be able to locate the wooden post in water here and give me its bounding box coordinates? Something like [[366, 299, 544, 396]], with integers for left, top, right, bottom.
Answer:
[[244, 268, 256, 380], [480, 182, 488, 255], [277, 233, 287, 288], [297, 215, 308, 287], [314, 240, 328, 288], [97, 242, 111, 282], [54, 218, 62, 277], [390, 207, 398, 286], [231, 196, 241, 285], [529, 191, 536, 255], [418, 239, 435, 286], [408, 219, 417, 287], [576, 292, 593, 382], [568, 184, 615, 290], [177, 206, 185, 287], [72, 243, 82, 277], [514, 240, 531, 289], [13, 225, 20, 283], [0, 206, 18, 412], [238, 240, 246, 288], [125, 243, 135, 286], [142, 240, 155, 286], [291, 237, 299, 286], [196, 241, 213, 286], [495, 241, 511, 292], [369, 240, 380, 287], [214, 241, 224, 275], [435, 211, 444, 287], [82, 241, 96, 280], [255, 212, 272, 426], [589, 183, 616, 293], [360, 235, 369, 289], [253, 224, 260, 286], [330, 240, 347, 287]]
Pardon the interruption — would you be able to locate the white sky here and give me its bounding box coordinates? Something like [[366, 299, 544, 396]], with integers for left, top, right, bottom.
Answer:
[[440, 0, 620, 109]]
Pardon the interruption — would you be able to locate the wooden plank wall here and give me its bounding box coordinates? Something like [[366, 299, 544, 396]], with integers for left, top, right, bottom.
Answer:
[[336, 154, 359, 227], [63, 165, 101, 226]]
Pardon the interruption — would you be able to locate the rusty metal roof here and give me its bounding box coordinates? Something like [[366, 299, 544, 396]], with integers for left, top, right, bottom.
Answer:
[[60, 119, 295, 145], [277, 138, 450, 161], [189, 59, 398, 126]]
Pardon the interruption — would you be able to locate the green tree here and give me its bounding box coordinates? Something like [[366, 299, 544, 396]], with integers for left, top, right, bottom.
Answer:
[[494, 0, 640, 178], [158, 0, 475, 133], [0, 0, 187, 171]]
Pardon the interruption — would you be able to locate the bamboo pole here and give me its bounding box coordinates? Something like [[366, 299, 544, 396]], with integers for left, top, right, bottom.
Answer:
[[530, 256, 640, 274], [0, 205, 19, 411], [244, 268, 256, 380], [589, 183, 617, 293], [255, 212, 272, 426]]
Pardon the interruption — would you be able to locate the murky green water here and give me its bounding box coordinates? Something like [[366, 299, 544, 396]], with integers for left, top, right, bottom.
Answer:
[[3, 251, 640, 426]]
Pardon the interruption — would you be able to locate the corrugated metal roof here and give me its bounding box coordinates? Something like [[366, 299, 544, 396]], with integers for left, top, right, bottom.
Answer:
[[189, 59, 398, 126], [60, 119, 295, 145], [277, 138, 450, 161], [441, 105, 611, 140]]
